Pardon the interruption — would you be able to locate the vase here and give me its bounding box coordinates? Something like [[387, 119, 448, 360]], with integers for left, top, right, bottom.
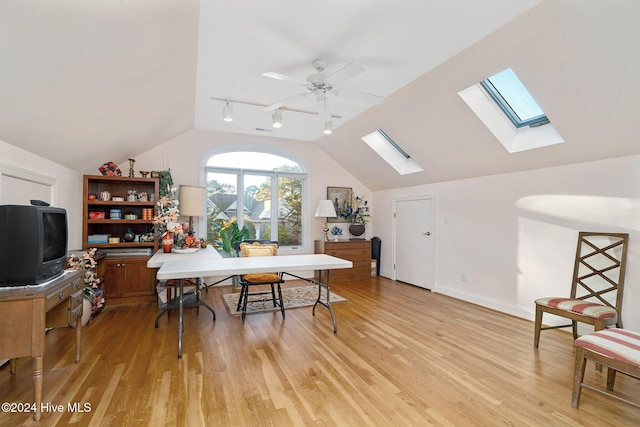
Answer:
[[82, 298, 93, 326], [348, 223, 366, 238], [162, 232, 173, 253]]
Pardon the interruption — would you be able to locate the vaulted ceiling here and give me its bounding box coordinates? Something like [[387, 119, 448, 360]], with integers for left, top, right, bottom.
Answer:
[[1, 1, 638, 191]]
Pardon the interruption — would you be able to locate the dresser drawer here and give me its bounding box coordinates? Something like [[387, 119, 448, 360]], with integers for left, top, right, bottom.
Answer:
[[68, 304, 83, 326], [45, 277, 81, 311], [69, 289, 83, 310], [325, 248, 369, 262]]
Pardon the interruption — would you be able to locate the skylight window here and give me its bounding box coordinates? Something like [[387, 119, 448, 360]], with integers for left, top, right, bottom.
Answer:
[[480, 68, 549, 128], [361, 129, 423, 175], [459, 68, 564, 154]]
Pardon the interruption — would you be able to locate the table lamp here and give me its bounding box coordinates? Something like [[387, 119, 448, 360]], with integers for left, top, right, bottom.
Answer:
[[178, 185, 206, 235], [315, 199, 337, 242]]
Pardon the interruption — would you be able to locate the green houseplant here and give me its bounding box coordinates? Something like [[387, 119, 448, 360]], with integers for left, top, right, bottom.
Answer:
[[220, 222, 250, 257]]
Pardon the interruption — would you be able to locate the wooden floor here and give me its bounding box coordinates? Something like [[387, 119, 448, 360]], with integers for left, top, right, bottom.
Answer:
[[1, 277, 638, 426]]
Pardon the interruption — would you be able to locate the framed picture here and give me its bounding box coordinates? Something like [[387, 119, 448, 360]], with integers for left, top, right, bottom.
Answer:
[[327, 187, 351, 223]]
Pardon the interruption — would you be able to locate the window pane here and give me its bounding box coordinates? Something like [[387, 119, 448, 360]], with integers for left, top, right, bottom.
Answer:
[[482, 68, 548, 127], [278, 176, 303, 246], [206, 171, 238, 244], [244, 173, 271, 240], [487, 68, 543, 121]]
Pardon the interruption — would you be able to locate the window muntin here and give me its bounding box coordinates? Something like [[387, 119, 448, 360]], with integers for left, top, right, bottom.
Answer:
[[481, 68, 549, 128], [205, 152, 306, 250]]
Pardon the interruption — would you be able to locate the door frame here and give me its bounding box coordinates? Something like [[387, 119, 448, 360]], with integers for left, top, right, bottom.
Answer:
[[392, 194, 435, 287]]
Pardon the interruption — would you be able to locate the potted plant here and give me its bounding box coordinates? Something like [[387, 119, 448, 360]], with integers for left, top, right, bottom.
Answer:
[[220, 222, 250, 257]]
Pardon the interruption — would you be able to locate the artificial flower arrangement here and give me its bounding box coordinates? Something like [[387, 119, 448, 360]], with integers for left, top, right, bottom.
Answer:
[[67, 248, 105, 311], [338, 194, 370, 225], [153, 187, 184, 239], [175, 230, 201, 249]]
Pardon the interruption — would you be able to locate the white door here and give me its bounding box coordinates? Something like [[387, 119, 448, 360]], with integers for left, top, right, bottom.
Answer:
[[394, 196, 434, 289]]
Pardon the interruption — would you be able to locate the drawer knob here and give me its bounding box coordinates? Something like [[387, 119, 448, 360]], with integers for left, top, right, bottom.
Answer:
[[58, 291, 65, 299]]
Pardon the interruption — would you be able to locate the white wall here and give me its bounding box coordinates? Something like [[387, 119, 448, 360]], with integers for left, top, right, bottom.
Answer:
[[0, 139, 83, 249], [129, 129, 372, 251], [374, 154, 640, 330]]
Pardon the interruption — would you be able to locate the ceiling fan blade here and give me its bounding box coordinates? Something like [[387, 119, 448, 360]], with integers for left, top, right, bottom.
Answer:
[[262, 71, 308, 87], [264, 92, 309, 111], [334, 88, 385, 105], [326, 62, 365, 84]]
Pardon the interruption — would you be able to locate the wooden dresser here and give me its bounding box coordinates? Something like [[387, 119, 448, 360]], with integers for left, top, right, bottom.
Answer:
[[315, 240, 372, 284], [0, 269, 83, 421]]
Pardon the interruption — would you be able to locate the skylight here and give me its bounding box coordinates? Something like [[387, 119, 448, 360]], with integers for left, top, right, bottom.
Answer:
[[480, 68, 549, 128], [458, 68, 564, 154], [361, 129, 423, 175]]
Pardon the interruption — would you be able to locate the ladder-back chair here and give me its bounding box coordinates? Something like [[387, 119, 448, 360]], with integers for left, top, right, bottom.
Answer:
[[233, 240, 285, 324], [534, 232, 629, 348]]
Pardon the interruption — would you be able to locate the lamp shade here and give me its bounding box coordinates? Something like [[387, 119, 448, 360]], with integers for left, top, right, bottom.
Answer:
[[315, 199, 337, 218], [178, 185, 206, 216]]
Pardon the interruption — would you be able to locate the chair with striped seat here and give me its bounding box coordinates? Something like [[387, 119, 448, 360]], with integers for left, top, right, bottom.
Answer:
[[572, 329, 640, 409], [534, 232, 629, 348]]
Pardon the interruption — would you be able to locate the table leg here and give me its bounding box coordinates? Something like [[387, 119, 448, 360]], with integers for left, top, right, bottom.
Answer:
[[312, 269, 337, 333], [178, 279, 184, 359], [75, 309, 82, 363], [33, 356, 43, 421]]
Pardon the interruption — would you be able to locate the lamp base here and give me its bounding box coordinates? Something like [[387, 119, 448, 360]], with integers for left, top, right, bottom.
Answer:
[[322, 226, 330, 242]]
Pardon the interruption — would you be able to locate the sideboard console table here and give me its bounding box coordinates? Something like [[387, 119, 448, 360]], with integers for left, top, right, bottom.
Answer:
[[0, 269, 83, 421]]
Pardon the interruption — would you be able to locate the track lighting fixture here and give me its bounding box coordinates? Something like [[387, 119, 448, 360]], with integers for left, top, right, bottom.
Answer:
[[323, 120, 333, 135], [222, 101, 233, 122], [272, 109, 282, 128]]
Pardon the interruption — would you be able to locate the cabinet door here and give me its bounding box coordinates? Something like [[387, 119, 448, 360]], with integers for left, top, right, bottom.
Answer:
[[121, 258, 157, 297], [104, 259, 123, 298]]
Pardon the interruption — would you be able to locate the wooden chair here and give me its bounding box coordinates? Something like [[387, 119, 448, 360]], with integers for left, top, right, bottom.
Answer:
[[233, 240, 285, 324], [534, 232, 629, 348], [572, 329, 640, 409]]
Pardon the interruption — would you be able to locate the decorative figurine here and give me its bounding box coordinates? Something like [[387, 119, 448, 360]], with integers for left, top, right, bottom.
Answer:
[[128, 158, 135, 177]]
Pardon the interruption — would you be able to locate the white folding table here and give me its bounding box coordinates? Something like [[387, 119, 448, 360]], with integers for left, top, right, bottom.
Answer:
[[150, 252, 352, 358]]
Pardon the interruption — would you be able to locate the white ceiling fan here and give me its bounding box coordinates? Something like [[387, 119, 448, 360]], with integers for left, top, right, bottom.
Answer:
[[262, 59, 384, 123]]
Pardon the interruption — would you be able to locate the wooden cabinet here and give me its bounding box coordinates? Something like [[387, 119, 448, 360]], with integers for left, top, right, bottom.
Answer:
[[105, 257, 158, 300], [0, 270, 83, 420], [82, 174, 159, 251], [315, 240, 372, 284], [82, 175, 159, 304]]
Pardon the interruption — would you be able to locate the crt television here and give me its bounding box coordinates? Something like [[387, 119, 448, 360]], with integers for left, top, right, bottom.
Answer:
[[0, 204, 68, 286]]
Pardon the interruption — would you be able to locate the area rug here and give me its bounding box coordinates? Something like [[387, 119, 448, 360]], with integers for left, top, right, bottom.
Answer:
[[222, 285, 347, 316]]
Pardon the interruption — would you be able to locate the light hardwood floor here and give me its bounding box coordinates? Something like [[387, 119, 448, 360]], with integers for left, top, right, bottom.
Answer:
[[1, 277, 638, 426]]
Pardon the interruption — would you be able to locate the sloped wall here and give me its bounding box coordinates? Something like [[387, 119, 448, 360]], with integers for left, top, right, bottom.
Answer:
[[374, 154, 640, 330]]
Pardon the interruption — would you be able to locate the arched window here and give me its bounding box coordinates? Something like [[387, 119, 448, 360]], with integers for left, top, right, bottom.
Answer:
[[205, 151, 307, 251]]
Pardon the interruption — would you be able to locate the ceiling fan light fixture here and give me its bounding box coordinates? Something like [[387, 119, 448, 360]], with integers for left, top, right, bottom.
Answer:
[[272, 109, 282, 128], [223, 101, 233, 122], [323, 120, 333, 135]]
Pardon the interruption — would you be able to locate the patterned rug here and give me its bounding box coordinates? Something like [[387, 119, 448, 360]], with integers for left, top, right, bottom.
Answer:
[[222, 285, 347, 316]]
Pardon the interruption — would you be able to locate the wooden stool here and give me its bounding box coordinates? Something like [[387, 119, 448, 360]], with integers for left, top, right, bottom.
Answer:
[[572, 329, 640, 409]]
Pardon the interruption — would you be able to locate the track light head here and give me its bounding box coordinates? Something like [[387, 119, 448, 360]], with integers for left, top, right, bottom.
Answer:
[[323, 120, 333, 135], [272, 109, 282, 128], [223, 101, 233, 122]]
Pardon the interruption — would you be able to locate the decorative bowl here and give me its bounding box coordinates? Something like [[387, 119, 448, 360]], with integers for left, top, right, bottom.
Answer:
[[172, 248, 199, 254]]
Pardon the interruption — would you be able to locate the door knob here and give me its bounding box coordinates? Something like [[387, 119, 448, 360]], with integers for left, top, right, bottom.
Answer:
[[422, 231, 431, 236]]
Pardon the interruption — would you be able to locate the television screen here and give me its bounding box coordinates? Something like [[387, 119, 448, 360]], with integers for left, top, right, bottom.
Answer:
[[43, 212, 67, 262]]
